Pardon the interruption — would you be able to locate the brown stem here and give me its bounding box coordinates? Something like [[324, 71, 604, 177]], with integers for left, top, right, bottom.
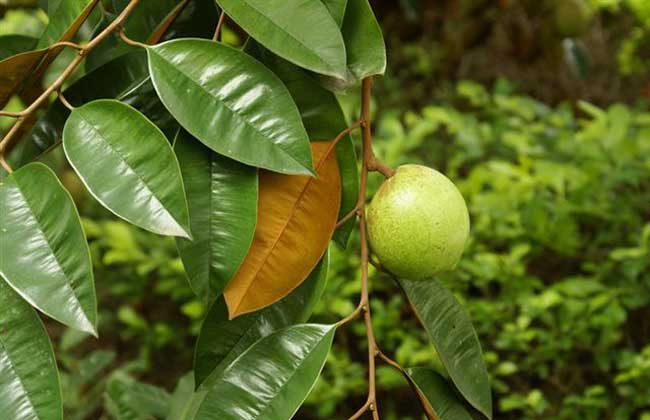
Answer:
[[118, 28, 148, 49], [0, 0, 142, 171], [0, 155, 12, 173], [337, 78, 411, 420], [335, 207, 360, 229], [368, 157, 395, 178], [212, 10, 226, 41], [145, 0, 191, 44], [57, 89, 75, 111]]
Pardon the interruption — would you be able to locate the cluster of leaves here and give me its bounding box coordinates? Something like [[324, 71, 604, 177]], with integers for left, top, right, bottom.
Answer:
[[304, 79, 650, 419], [0, 1, 493, 420]]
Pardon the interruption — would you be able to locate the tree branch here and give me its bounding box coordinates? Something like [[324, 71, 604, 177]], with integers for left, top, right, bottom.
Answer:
[[0, 0, 143, 172]]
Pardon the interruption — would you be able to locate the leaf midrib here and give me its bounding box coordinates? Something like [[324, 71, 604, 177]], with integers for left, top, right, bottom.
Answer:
[[74, 113, 181, 231]]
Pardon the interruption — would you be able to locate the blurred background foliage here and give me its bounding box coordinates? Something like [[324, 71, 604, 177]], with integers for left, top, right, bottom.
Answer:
[[1, 0, 650, 418]]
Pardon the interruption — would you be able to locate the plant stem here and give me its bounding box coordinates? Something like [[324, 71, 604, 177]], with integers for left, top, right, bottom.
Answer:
[[212, 10, 226, 41], [336, 78, 408, 420], [0, 0, 143, 171]]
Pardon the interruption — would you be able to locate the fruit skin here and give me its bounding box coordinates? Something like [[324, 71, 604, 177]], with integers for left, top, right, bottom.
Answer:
[[367, 164, 470, 280]]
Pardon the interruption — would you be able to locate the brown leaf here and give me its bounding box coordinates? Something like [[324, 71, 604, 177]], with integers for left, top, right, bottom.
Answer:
[[0, 50, 47, 108], [224, 141, 341, 318]]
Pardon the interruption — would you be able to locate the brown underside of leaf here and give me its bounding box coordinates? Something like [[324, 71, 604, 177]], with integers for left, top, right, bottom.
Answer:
[[224, 141, 342, 318], [0, 50, 47, 108]]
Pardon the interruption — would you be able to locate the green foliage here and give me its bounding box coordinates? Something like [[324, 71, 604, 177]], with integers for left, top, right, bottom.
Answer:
[[304, 80, 650, 419], [3, 1, 650, 418]]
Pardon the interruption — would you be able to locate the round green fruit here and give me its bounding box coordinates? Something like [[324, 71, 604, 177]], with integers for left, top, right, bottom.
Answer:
[[366, 164, 470, 280]]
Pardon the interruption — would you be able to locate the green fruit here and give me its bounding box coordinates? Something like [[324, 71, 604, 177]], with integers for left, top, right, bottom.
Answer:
[[367, 164, 470, 280], [554, 0, 593, 38]]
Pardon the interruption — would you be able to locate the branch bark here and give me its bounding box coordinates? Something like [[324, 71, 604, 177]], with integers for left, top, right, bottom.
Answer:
[[0, 0, 143, 172]]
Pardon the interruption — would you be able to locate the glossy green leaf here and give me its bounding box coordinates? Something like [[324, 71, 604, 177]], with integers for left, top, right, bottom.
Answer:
[[340, 0, 386, 81], [63, 100, 191, 238], [244, 41, 358, 246], [399, 278, 492, 419], [407, 367, 474, 420], [15, 51, 177, 168], [104, 372, 171, 420], [0, 279, 62, 420], [215, 0, 346, 77], [193, 253, 329, 388], [0, 163, 97, 335], [0, 35, 38, 61], [322, 0, 348, 26], [37, 0, 98, 48], [174, 129, 258, 301], [147, 39, 314, 175], [194, 323, 336, 420]]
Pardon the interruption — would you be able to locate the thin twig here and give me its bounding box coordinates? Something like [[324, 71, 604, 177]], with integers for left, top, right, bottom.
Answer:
[[368, 158, 395, 178], [212, 10, 226, 41], [0, 110, 21, 118], [57, 89, 75, 111], [335, 207, 360, 229], [50, 41, 84, 51], [118, 28, 148, 48], [335, 302, 364, 327], [0, 155, 12, 173], [349, 401, 371, 420], [0, 0, 142, 170], [145, 0, 191, 44]]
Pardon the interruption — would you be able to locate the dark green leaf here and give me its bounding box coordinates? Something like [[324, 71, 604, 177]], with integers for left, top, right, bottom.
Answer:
[[244, 41, 358, 246], [0, 35, 38, 61], [147, 39, 314, 175], [341, 0, 386, 80], [37, 0, 98, 48], [216, 0, 346, 77], [87, 0, 217, 72], [193, 252, 329, 388], [104, 372, 171, 420], [167, 374, 195, 420], [194, 323, 336, 420], [0, 163, 97, 335], [399, 278, 492, 419], [407, 367, 474, 420], [322, 0, 348, 26], [63, 100, 191, 238], [0, 279, 62, 420], [174, 129, 258, 301], [15, 51, 177, 167]]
